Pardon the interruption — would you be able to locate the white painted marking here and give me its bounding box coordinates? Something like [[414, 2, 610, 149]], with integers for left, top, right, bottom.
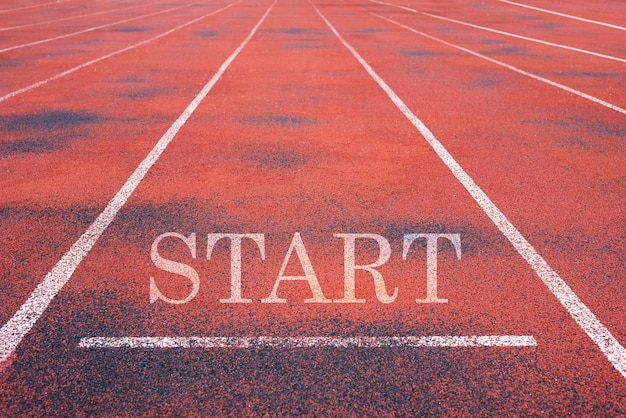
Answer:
[[0, 2, 239, 104], [499, 0, 626, 31], [0, 0, 73, 13], [0, 3, 193, 54], [79, 335, 538, 348], [0, 0, 276, 365], [371, 13, 626, 115], [0, 3, 147, 33], [368, 0, 626, 64], [311, 1, 626, 380]]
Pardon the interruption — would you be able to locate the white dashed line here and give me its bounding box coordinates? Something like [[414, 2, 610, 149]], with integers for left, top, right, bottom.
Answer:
[[0, 3, 148, 33], [311, 0, 626, 380], [0, 0, 276, 366], [371, 13, 626, 115], [79, 335, 538, 348], [498, 0, 626, 31], [0, 3, 193, 54], [368, 0, 626, 64], [0, 2, 239, 104]]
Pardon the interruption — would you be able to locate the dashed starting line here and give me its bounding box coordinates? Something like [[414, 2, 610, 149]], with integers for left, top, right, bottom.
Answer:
[[79, 336, 538, 348]]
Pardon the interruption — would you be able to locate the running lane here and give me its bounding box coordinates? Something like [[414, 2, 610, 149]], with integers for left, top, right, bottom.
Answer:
[[1, 0, 624, 415], [367, 0, 626, 110], [0, 2, 218, 93], [353, 0, 626, 339], [0, 1, 250, 324]]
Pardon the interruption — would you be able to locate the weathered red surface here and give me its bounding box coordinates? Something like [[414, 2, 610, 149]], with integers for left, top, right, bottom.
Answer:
[[0, 0, 624, 415]]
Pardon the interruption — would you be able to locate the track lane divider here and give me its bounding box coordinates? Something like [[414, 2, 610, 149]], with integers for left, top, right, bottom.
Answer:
[[0, 0, 276, 367], [0, 1, 240, 104], [498, 0, 626, 31], [0, 2, 149, 33], [311, 0, 626, 380], [369, 0, 626, 64], [0, 2, 194, 54], [0, 0, 74, 13], [371, 13, 626, 115]]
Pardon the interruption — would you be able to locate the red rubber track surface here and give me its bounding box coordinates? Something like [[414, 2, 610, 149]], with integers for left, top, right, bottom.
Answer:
[[0, 0, 624, 414]]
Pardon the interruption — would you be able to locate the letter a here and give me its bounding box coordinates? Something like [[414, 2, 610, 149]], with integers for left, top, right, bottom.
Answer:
[[262, 232, 331, 303]]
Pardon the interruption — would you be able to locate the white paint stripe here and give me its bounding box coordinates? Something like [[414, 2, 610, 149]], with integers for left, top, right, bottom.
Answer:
[[79, 335, 538, 348], [369, 0, 416, 13], [0, 3, 148, 33], [312, 1, 626, 380], [0, 0, 73, 13], [368, 0, 626, 64], [371, 13, 626, 115], [0, 0, 275, 365], [0, 3, 194, 54], [0, 2, 239, 104], [499, 0, 626, 31]]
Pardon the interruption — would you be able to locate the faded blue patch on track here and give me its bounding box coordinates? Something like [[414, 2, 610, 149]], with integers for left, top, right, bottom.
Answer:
[[112, 26, 150, 33], [0, 111, 99, 131], [239, 115, 317, 126], [349, 28, 385, 33], [194, 30, 219, 38], [284, 44, 330, 49], [401, 49, 449, 57]]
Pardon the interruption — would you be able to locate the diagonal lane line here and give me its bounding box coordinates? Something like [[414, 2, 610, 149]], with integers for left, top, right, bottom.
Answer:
[[310, 0, 626, 380], [0, 2, 194, 54], [498, 0, 626, 31], [0, 0, 277, 366], [0, 0, 74, 13], [0, 2, 240, 104], [368, 0, 626, 64], [371, 13, 626, 115], [0, 2, 149, 33]]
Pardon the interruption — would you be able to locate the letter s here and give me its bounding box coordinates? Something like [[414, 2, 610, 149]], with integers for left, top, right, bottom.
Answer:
[[149, 232, 199, 304]]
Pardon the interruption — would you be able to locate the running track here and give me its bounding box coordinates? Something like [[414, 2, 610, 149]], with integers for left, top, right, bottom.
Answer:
[[0, 0, 624, 414]]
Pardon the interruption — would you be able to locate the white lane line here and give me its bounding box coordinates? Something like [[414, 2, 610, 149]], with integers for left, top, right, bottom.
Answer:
[[368, 0, 626, 64], [0, 3, 194, 54], [498, 0, 626, 31], [0, 2, 239, 104], [0, 0, 276, 366], [371, 13, 626, 115], [311, 1, 626, 380], [0, 3, 148, 33], [79, 335, 538, 348], [0, 0, 73, 13]]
